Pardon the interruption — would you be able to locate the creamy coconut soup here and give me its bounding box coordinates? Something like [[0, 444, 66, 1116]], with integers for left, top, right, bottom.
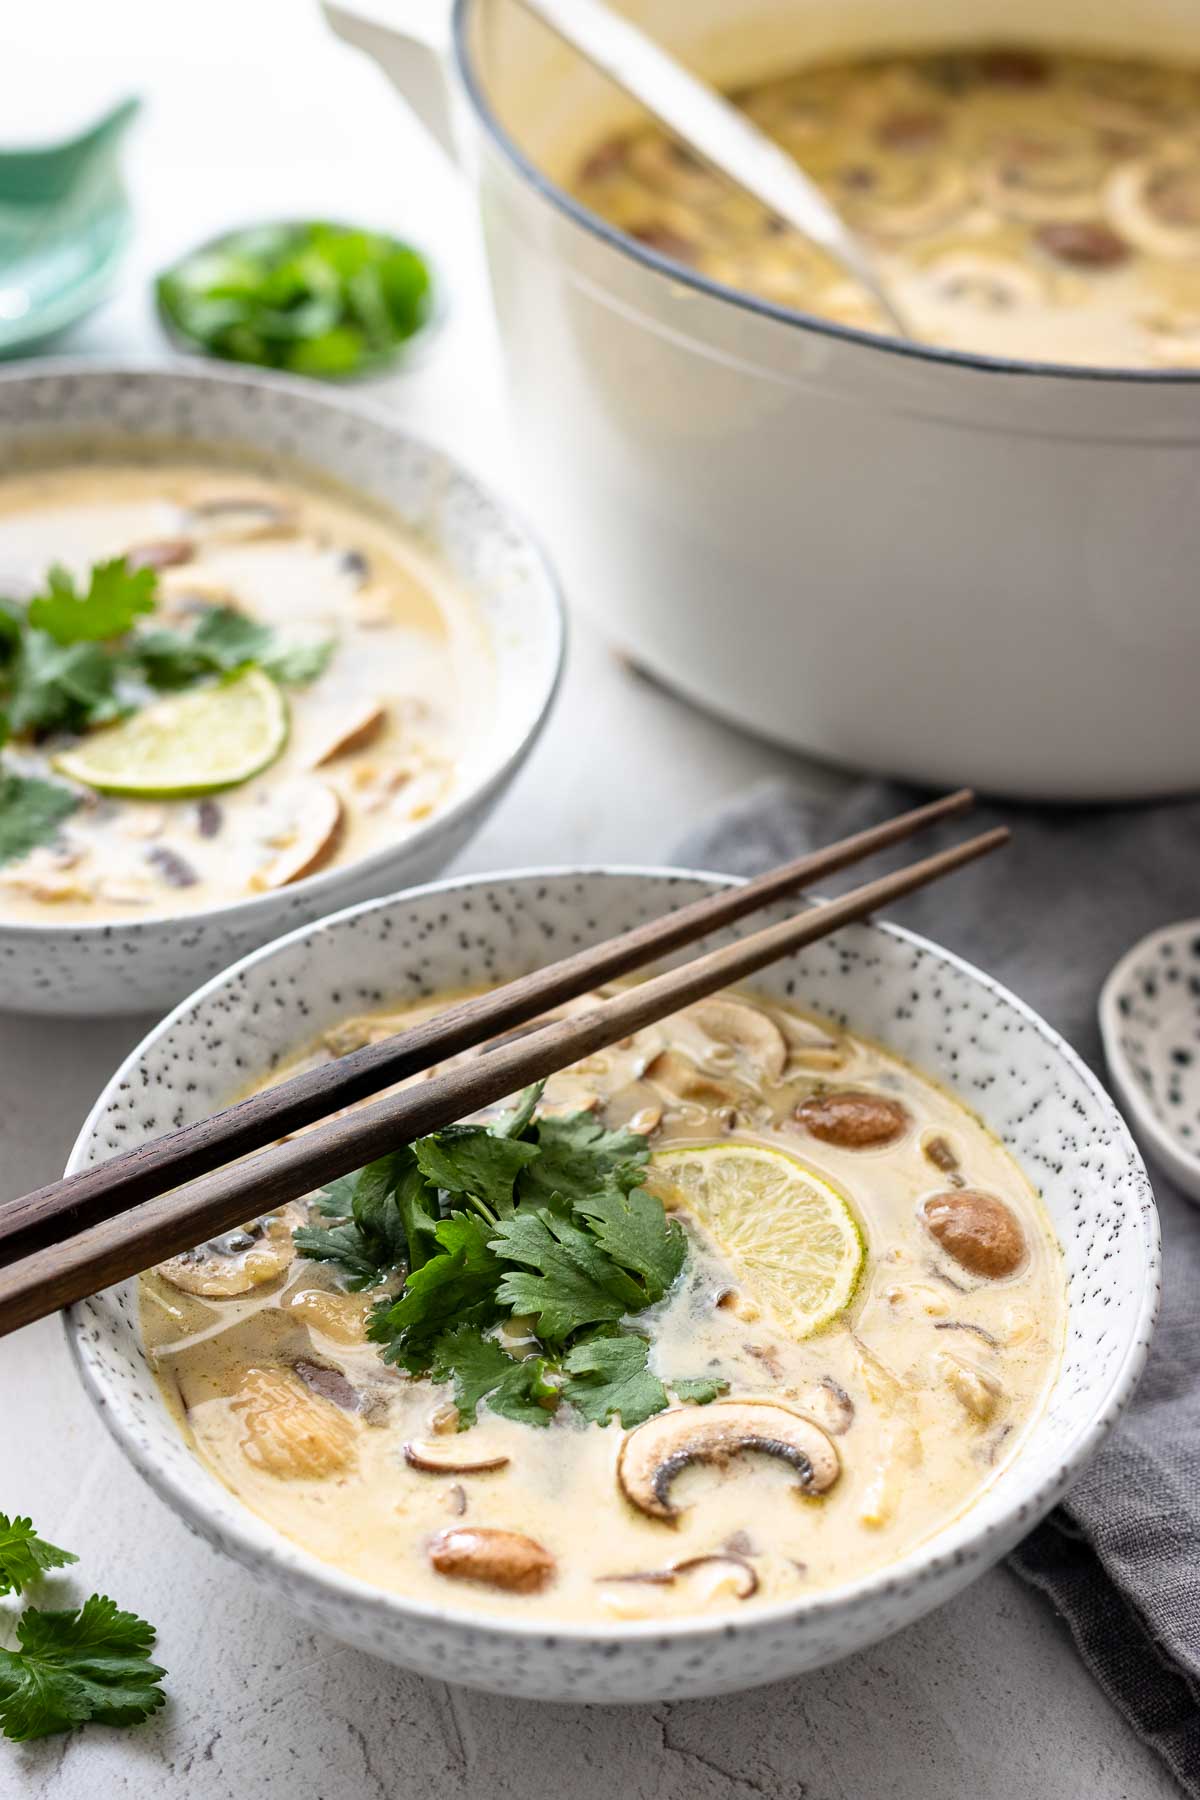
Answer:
[[141, 987, 1066, 1623], [0, 458, 492, 922], [573, 46, 1200, 367]]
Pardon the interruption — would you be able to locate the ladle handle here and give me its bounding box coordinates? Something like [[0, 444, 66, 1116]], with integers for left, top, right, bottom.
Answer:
[[515, 0, 911, 339]]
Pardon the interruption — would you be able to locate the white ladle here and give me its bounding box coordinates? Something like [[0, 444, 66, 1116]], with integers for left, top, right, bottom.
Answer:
[[514, 0, 912, 339]]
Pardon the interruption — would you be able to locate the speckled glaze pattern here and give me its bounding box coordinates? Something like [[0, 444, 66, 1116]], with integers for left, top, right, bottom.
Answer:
[[65, 869, 1160, 1703], [1100, 918, 1200, 1204], [0, 362, 565, 1016]]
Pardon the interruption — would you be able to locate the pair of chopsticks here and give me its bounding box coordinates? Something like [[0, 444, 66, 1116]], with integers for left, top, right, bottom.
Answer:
[[0, 790, 1005, 1337]]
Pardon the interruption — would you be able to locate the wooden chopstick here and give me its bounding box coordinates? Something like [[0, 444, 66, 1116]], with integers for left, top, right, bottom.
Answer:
[[0, 824, 1006, 1337], [0, 787, 972, 1268]]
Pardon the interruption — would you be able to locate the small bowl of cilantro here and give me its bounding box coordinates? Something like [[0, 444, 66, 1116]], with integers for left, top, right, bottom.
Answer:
[[156, 220, 437, 379]]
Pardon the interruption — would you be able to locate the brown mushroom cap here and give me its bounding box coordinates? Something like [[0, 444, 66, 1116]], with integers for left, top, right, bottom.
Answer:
[[921, 1189, 1026, 1279], [617, 1400, 840, 1522], [428, 1527, 554, 1593], [794, 1089, 911, 1149]]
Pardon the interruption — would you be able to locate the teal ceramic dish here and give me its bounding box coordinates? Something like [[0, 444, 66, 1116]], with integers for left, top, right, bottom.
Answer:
[[0, 98, 138, 357]]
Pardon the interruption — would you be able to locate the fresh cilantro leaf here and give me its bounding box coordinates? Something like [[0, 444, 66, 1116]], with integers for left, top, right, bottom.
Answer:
[[671, 1376, 728, 1405], [429, 1324, 558, 1427], [132, 607, 333, 690], [414, 1127, 539, 1220], [0, 772, 80, 867], [261, 638, 335, 685], [5, 632, 125, 737], [27, 560, 157, 645], [368, 1213, 505, 1367], [520, 1113, 650, 1209], [294, 1151, 420, 1290], [0, 1517, 77, 1598], [493, 1081, 545, 1141], [492, 1208, 644, 1343], [0, 602, 21, 657], [572, 1181, 686, 1301], [311, 1173, 359, 1219], [562, 1332, 668, 1428], [0, 1593, 166, 1742]]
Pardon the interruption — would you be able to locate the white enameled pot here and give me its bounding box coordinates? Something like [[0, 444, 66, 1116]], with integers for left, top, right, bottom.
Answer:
[[327, 0, 1200, 802]]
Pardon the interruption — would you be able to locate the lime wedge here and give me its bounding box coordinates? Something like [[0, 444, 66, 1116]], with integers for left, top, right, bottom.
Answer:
[[56, 669, 288, 797], [648, 1144, 865, 1340]]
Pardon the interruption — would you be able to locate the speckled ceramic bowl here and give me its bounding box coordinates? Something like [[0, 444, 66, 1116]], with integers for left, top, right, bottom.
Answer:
[[0, 363, 564, 1015], [65, 868, 1159, 1703], [1100, 919, 1200, 1203]]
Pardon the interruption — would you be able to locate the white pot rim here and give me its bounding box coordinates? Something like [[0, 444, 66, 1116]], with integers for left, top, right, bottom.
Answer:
[[449, 0, 1200, 389]]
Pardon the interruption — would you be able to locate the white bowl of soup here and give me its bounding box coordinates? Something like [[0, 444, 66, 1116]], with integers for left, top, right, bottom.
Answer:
[[0, 364, 563, 1014], [63, 868, 1158, 1703], [327, 0, 1200, 800]]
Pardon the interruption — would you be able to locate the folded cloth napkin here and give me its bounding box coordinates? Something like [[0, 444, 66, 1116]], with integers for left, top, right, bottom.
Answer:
[[677, 779, 1200, 1796]]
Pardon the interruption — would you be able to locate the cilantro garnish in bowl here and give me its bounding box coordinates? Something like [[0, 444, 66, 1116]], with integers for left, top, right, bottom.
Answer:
[[156, 221, 435, 379], [0, 554, 334, 866], [294, 1084, 726, 1430]]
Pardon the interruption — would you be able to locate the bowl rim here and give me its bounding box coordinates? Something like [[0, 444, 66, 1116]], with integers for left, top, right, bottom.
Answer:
[[64, 862, 1161, 1649], [1098, 916, 1200, 1200], [450, 0, 1200, 389], [0, 357, 567, 939]]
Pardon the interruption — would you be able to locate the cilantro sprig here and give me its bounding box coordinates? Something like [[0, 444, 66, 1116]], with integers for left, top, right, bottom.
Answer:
[[294, 1084, 720, 1429], [0, 1516, 77, 1598], [0, 1517, 165, 1742], [0, 555, 335, 867]]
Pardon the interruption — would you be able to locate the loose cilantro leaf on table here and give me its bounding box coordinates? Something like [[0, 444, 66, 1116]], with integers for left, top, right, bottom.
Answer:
[[429, 1324, 559, 1427], [0, 1594, 166, 1742], [563, 1332, 667, 1428], [0, 1516, 77, 1598], [27, 560, 157, 645]]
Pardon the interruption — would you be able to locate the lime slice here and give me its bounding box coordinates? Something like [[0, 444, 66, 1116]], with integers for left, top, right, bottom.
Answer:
[[56, 670, 288, 797], [649, 1144, 865, 1339]]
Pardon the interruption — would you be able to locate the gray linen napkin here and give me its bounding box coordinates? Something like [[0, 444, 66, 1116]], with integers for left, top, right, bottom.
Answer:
[[677, 779, 1200, 1796]]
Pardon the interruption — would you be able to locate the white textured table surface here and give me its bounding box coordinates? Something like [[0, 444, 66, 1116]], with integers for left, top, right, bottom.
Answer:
[[0, 4, 1174, 1796]]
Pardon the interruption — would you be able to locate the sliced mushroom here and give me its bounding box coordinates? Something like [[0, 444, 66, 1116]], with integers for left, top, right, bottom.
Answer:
[[793, 1089, 910, 1149], [187, 496, 296, 542], [146, 844, 200, 888], [428, 1527, 555, 1594], [1106, 154, 1200, 258], [196, 798, 223, 839], [934, 1319, 1000, 1349], [158, 1214, 296, 1297], [251, 783, 344, 891], [687, 997, 788, 1081], [921, 1189, 1026, 1279], [617, 1400, 840, 1522], [798, 1375, 855, 1437], [124, 538, 195, 573], [310, 700, 387, 768], [403, 1441, 510, 1474], [645, 1048, 739, 1109], [924, 251, 1045, 315], [1034, 220, 1130, 267], [597, 1553, 758, 1599], [922, 1133, 960, 1175], [293, 1359, 361, 1412], [839, 160, 969, 239], [975, 130, 1105, 223], [940, 1353, 1002, 1424]]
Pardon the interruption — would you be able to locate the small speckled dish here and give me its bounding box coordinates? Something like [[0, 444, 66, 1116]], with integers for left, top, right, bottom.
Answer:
[[1100, 919, 1200, 1202], [0, 363, 564, 1016], [64, 868, 1160, 1703]]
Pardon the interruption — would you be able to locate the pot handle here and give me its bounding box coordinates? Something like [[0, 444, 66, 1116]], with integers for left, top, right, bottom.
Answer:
[[322, 0, 458, 162]]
